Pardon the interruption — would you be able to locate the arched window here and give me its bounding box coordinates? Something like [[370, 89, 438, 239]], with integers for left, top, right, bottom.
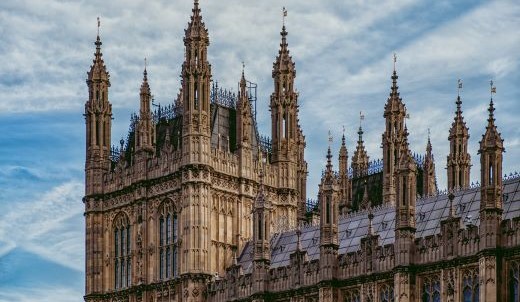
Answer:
[[113, 213, 131, 290], [462, 268, 479, 302], [510, 261, 520, 302], [344, 288, 360, 302], [380, 283, 394, 302], [158, 201, 179, 280], [421, 275, 441, 302]]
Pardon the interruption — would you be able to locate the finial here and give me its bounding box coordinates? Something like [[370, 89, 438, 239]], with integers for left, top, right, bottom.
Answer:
[[448, 191, 455, 217], [296, 227, 302, 250], [97, 17, 100, 37], [342, 125, 346, 145], [242, 61, 245, 75], [427, 128, 431, 141], [393, 52, 397, 72], [359, 111, 365, 128], [367, 209, 374, 235], [457, 79, 463, 97], [282, 7, 288, 27], [328, 130, 333, 147], [490, 80, 496, 100]]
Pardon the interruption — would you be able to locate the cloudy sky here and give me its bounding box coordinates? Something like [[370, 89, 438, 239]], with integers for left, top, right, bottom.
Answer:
[[0, 0, 519, 300]]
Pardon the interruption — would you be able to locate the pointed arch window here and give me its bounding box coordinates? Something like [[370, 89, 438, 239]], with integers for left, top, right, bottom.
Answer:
[[462, 268, 479, 302], [343, 288, 360, 302], [380, 283, 394, 302], [158, 201, 179, 280], [421, 275, 441, 302], [510, 261, 520, 302], [113, 214, 131, 290]]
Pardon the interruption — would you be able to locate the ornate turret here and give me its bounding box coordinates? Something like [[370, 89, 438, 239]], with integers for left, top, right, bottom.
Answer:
[[84, 19, 112, 297], [318, 145, 340, 300], [478, 82, 504, 302], [352, 123, 370, 178], [252, 161, 271, 296], [269, 13, 305, 228], [237, 68, 253, 148], [394, 128, 416, 302], [447, 80, 471, 191], [422, 132, 437, 196], [85, 20, 112, 196], [182, 0, 212, 143], [382, 57, 407, 205], [270, 23, 299, 163], [135, 63, 155, 153], [338, 131, 351, 213]]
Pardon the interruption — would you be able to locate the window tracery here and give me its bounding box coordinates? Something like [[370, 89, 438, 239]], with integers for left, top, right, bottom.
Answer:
[[380, 283, 394, 302], [421, 274, 441, 302], [462, 268, 479, 302], [113, 213, 131, 290], [510, 260, 520, 302], [343, 288, 360, 302], [158, 200, 179, 280]]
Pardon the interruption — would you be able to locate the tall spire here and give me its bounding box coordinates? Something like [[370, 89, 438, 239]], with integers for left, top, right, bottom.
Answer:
[[423, 130, 437, 196], [382, 54, 407, 205], [237, 67, 253, 147], [84, 17, 112, 196], [447, 79, 471, 191], [87, 18, 110, 85], [272, 10, 295, 78], [352, 113, 369, 178]]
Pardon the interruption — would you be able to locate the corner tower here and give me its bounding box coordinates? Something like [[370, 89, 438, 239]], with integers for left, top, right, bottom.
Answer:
[[478, 85, 504, 302], [382, 61, 407, 205], [270, 20, 305, 226], [182, 0, 212, 164], [178, 1, 213, 299], [447, 83, 471, 191], [84, 22, 112, 296], [85, 25, 112, 196]]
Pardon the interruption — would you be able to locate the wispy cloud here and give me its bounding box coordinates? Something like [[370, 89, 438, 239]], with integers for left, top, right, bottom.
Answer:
[[0, 181, 84, 270], [0, 0, 519, 298]]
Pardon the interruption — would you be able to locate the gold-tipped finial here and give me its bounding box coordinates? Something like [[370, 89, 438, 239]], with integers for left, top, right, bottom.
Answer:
[[457, 79, 463, 97]]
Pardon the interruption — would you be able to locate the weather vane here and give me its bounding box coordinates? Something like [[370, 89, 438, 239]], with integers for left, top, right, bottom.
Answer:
[[283, 7, 288, 26], [97, 17, 100, 36], [328, 130, 333, 147], [359, 111, 365, 128], [490, 80, 496, 99], [393, 53, 397, 71], [457, 79, 463, 97]]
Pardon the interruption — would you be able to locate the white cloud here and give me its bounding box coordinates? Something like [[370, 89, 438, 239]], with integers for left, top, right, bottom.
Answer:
[[0, 286, 83, 302], [0, 181, 84, 271]]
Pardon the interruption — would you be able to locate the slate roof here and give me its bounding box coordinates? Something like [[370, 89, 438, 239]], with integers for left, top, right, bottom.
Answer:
[[237, 176, 520, 274]]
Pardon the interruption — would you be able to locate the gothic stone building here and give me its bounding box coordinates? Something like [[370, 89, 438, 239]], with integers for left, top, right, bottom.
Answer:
[[83, 2, 520, 302]]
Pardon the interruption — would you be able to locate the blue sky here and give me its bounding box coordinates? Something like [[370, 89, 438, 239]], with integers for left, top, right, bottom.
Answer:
[[0, 0, 519, 301]]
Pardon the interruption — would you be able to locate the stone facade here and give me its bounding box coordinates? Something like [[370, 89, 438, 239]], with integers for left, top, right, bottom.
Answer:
[[84, 2, 520, 302]]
